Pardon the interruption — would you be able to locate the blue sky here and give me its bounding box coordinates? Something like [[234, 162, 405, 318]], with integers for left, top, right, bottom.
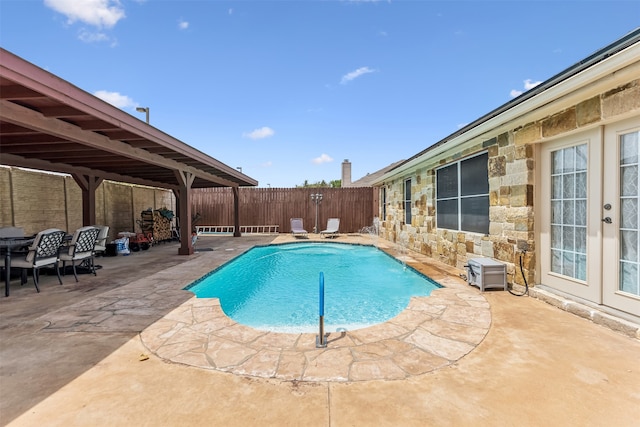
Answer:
[[1, 1, 639, 187]]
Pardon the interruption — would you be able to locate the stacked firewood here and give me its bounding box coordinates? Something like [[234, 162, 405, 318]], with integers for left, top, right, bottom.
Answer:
[[152, 211, 172, 241]]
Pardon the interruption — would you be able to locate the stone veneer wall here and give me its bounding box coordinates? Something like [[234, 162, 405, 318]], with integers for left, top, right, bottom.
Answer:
[[380, 78, 640, 288]]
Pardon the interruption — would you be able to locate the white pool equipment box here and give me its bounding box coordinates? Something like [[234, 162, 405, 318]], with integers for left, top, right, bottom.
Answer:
[[466, 258, 507, 292]]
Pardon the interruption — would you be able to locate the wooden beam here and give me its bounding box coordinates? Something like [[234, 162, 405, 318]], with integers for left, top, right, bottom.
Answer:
[[0, 99, 239, 188], [1, 153, 178, 190]]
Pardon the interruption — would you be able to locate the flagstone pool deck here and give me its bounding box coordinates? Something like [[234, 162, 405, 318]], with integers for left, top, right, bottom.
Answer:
[[1, 234, 639, 426]]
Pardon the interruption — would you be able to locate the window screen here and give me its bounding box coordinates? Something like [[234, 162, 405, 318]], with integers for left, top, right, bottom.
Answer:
[[461, 155, 490, 196], [404, 178, 412, 225], [437, 164, 458, 198], [436, 152, 489, 233], [381, 187, 387, 220]]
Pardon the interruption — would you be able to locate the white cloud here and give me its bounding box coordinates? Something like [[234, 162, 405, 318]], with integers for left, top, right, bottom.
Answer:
[[262, 161, 273, 167], [312, 154, 334, 164], [93, 90, 136, 108], [178, 19, 189, 30], [340, 66, 376, 85], [510, 78, 543, 98], [524, 79, 542, 90], [78, 29, 109, 43], [243, 127, 275, 140], [44, 0, 126, 29]]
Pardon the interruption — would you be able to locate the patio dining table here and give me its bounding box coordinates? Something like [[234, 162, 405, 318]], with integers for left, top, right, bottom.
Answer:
[[0, 237, 35, 297]]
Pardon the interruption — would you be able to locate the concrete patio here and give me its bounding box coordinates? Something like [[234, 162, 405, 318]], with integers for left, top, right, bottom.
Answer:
[[1, 234, 639, 426]]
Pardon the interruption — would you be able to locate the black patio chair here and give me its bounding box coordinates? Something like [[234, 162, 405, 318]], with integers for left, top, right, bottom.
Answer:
[[59, 226, 99, 282], [9, 228, 66, 292]]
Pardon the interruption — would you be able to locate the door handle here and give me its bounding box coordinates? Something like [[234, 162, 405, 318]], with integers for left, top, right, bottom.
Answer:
[[602, 217, 612, 224]]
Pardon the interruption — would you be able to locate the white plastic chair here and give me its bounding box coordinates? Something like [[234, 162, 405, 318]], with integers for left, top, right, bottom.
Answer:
[[290, 218, 308, 238], [320, 218, 340, 238]]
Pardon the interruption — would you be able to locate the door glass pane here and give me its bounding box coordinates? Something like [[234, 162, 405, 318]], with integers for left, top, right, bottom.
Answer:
[[576, 254, 587, 281], [551, 201, 562, 224], [619, 130, 640, 296], [552, 176, 562, 198], [551, 144, 587, 280], [575, 172, 587, 198], [620, 263, 639, 295], [621, 199, 638, 229], [563, 147, 575, 173], [563, 174, 575, 198], [575, 200, 587, 226], [552, 150, 563, 174], [562, 226, 574, 251], [621, 230, 638, 262], [575, 227, 587, 253], [552, 249, 562, 272], [621, 133, 639, 164], [563, 200, 574, 225], [562, 252, 575, 277], [551, 225, 562, 248], [576, 144, 588, 171], [621, 165, 638, 196]]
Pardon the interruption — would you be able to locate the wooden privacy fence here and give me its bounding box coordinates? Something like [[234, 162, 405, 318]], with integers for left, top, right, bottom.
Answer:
[[191, 187, 377, 234]]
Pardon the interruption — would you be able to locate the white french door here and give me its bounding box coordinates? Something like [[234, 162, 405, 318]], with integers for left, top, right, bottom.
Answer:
[[540, 128, 603, 303], [603, 117, 640, 316], [540, 116, 640, 319]]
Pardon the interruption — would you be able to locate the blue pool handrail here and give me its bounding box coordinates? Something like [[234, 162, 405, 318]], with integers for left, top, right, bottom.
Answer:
[[317, 272, 326, 348], [319, 272, 324, 316]]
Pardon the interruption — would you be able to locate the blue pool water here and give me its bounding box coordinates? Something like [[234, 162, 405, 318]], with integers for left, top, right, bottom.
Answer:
[[185, 242, 441, 333]]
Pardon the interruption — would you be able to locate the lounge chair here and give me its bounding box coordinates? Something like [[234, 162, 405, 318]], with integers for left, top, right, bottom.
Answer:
[[320, 218, 340, 238], [59, 226, 100, 282], [9, 228, 66, 292], [290, 218, 308, 238]]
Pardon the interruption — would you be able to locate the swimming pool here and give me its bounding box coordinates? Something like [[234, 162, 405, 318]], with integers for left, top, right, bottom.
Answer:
[[185, 242, 441, 333]]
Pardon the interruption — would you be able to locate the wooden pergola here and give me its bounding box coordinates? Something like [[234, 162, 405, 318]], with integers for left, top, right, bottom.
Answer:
[[0, 48, 257, 255]]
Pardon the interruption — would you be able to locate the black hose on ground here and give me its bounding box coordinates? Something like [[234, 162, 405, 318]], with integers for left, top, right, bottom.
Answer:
[[508, 251, 529, 297]]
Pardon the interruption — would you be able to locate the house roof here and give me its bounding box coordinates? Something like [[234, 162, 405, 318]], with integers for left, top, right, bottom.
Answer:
[[0, 48, 258, 190], [350, 160, 405, 187], [374, 27, 640, 184]]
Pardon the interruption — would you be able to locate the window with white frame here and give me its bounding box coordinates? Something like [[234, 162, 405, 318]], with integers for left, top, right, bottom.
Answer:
[[404, 178, 412, 225], [436, 152, 489, 234]]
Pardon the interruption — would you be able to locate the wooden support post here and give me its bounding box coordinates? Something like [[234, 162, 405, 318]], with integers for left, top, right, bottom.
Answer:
[[72, 173, 103, 226], [175, 169, 195, 255], [233, 186, 241, 237]]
